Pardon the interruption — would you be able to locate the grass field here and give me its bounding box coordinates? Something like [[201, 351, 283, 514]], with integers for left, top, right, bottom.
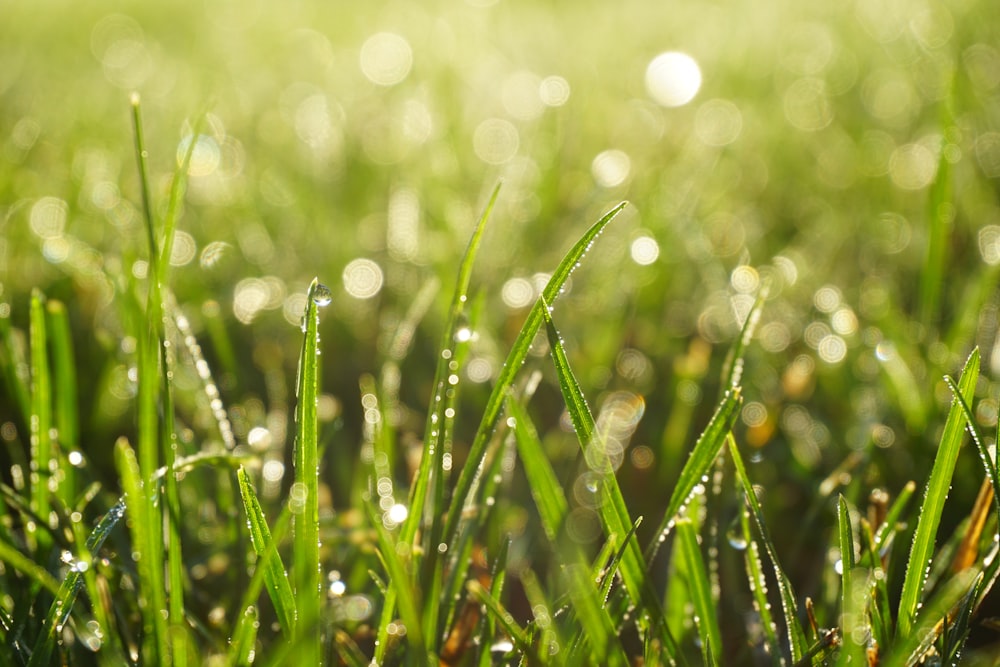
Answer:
[[3, 0, 1000, 664]]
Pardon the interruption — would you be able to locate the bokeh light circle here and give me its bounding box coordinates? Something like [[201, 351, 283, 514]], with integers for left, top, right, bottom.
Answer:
[[343, 258, 384, 299], [645, 52, 702, 107], [360, 32, 412, 86]]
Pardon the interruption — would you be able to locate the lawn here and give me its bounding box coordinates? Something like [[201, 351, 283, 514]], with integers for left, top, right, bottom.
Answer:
[[2, 0, 1000, 664]]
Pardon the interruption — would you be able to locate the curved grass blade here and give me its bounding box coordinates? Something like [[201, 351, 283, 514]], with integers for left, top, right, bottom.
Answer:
[[675, 518, 722, 666], [236, 467, 295, 638], [27, 499, 125, 667], [897, 348, 979, 640], [944, 375, 1000, 520], [292, 278, 324, 662], [729, 435, 808, 662], [540, 302, 656, 626], [441, 202, 627, 550], [645, 388, 742, 563], [720, 287, 766, 394]]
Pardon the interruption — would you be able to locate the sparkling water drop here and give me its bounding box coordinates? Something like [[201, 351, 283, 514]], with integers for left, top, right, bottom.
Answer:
[[311, 283, 333, 307]]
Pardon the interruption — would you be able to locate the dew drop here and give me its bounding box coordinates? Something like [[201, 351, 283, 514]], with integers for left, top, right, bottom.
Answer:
[[311, 283, 333, 307]]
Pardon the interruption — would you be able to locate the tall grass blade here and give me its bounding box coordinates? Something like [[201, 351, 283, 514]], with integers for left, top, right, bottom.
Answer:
[[27, 500, 125, 667], [46, 300, 78, 505], [236, 467, 296, 638], [292, 278, 325, 662], [897, 347, 978, 640], [29, 289, 52, 551], [441, 202, 627, 550], [114, 437, 164, 664], [729, 435, 808, 662], [944, 375, 1000, 518], [372, 510, 426, 659], [506, 398, 567, 543], [835, 495, 866, 667], [540, 302, 657, 630], [675, 517, 723, 666]]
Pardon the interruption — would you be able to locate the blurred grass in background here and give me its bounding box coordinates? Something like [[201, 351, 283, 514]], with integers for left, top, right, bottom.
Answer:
[[3, 0, 1000, 660]]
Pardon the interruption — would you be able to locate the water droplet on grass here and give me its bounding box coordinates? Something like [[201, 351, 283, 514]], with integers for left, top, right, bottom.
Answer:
[[311, 283, 333, 306]]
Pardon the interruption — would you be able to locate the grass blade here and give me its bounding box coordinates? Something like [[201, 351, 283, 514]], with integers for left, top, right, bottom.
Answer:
[[645, 388, 742, 562], [897, 347, 978, 640], [236, 467, 296, 638], [372, 509, 426, 659], [292, 278, 325, 661], [114, 437, 164, 664], [675, 517, 723, 665], [507, 399, 568, 543], [27, 500, 125, 667], [441, 201, 627, 550], [29, 289, 52, 552], [738, 505, 782, 664], [835, 495, 866, 667], [46, 300, 78, 505], [729, 434, 808, 662]]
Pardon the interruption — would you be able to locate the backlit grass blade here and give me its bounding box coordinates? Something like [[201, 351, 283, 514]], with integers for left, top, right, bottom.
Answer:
[[115, 437, 165, 664], [236, 467, 296, 638], [540, 302, 654, 626], [675, 518, 722, 666], [563, 561, 629, 667], [292, 278, 325, 662], [720, 287, 766, 393], [27, 499, 125, 667], [944, 375, 1000, 519], [507, 399, 568, 543], [403, 184, 499, 547], [442, 202, 627, 550], [729, 434, 808, 662], [228, 605, 259, 667], [46, 300, 78, 505], [897, 347, 978, 640], [646, 387, 742, 562], [29, 289, 52, 551], [835, 495, 866, 667], [738, 505, 781, 665], [874, 480, 917, 550]]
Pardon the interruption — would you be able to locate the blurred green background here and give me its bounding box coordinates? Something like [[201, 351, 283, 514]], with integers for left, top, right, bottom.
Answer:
[[3, 0, 1000, 636]]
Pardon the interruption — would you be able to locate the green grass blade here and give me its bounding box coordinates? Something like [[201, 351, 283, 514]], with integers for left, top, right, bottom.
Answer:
[[403, 183, 500, 551], [835, 495, 866, 667], [675, 517, 723, 666], [27, 500, 125, 667], [507, 398, 568, 543], [563, 561, 629, 667], [46, 300, 78, 505], [730, 435, 808, 662], [236, 467, 296, 638], [944, 375, 1000, 518], [720, 288, 766, 393], [738, 505, 782, 664], [646, 388, 742, 562], [441, 202, 627, 550], [229, 605, 259, 667], [29, 289, 52, 550], [0, 540, 60, 597], [917, 93, 954, 329], [0, 299, 31, 427], [467, 580, 538, 662], [874, 480, 917, 550], [897, 347, 978, 640], [372, 510, 426, 659], [540, 302, 657, 629], [114, 437, 164, 664], [157, 112, 202, 288], [292, 278, 325, 661], [885, 569, 980, 667]]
